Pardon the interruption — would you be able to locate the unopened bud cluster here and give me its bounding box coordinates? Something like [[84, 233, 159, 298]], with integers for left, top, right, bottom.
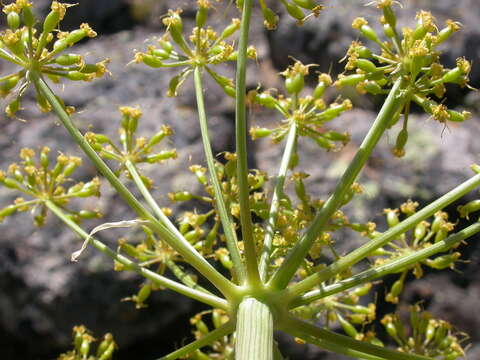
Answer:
[[135, 3, 256, 97], [368, 201, 467, 304], [0, 147, 101, 226], [0, 1, 108, 117], [57, 325, 116, 360], [85, 106, 176, 189], [337, 2, 472, 157], [381, 305, 465, 360], [250, 61, 351, 152]]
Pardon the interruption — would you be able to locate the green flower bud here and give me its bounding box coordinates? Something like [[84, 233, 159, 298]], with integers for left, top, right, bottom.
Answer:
[[414, 221, 428, 241], [356, 59, 378, 73], [0, 75, 20, 98], [285, 72, 305, 94], [337, 313, 358, 338], [261, 7, 279, 30], [196, 0, 209, 28], [384, 208, 399, 228], [250, 127, 272, 139], [22, 7, 35, 27], [144, 150, 177, 163], [7, 12, 20, 30], [335, 74, 366, 87], [255, 92, 277, 108], [283, 1, 305, 21], [169, 191, 193, 202], [458, 199, 480, 219], [425, 252, 460, 270]]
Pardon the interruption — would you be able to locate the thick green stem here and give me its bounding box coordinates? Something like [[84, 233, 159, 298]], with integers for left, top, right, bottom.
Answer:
[[290, 221, 480, 307], [269, 78, 406, 290], [193, 67, 246, 284], [235, 297, 274, 360], [282, 316, 432, 360], [259, 123, 297, 281], [288, 173, 480, 298], [46, 200, 228, 310], [157, 322, 234, 360], [235, 0, 261, 287], [32, 72, 237, 298]]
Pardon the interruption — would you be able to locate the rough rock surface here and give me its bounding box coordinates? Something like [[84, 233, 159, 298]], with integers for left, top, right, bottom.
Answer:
[[1, 1, 479, 359]]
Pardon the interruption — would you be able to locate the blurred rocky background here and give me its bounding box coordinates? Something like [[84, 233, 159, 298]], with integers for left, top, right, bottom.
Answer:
[[1, 0, 480, 359]]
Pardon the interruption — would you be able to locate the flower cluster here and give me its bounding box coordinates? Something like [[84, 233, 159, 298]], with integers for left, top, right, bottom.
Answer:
[[336, 1, 472, 156], [85, 106, 176, 188], [382, 305, 466, 360], [249, 61, 351, 151], [366, 201, 464, 304], [188, 309, 234, 359], [57, 325, 116, 360], [0, 1, 107, 117], [0, 147, 101, 226], [293, 282, 378, 340], [135, 2, 255, 97]]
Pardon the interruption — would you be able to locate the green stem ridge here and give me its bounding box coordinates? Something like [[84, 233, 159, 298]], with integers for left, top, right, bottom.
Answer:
[[235, 0, 261, 286], [288, 172, 480, 298], [157, 322, 234, 360], [259, 123, 297, 281], [32, 72, 237, 298], [235, 297, 274, 360], [46, 200, 228, 310], [283, 316, 433, 360], [269, 77, 406, 290], [290, 221, 480, 308], [193, 67, 246, 284]]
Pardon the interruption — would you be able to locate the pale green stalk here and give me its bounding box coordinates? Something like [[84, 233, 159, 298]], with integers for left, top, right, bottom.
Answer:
[[193, 66, 246, 284], [164, 258, 212, 295], [157, 322, 234, 360], [235, 0, 261, 286], [269, 78, 406, 290], [282, 316, 432, 360], [45, 200, 228, 310], [259, 123, 297, 281], [235, 297, 274, 360], [124, 160, 183, 238], [32, 72, 237, 298], [290, 221, 480, 307], [287, 172, 480, 298]]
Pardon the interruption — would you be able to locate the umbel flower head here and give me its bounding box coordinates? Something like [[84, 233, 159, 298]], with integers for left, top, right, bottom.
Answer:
[[249, 61, 351, 152], [0, 147, 101, 227], [135, 3, 257, 97], [336, 1, 473, 157], [0, 0, 109, 118]]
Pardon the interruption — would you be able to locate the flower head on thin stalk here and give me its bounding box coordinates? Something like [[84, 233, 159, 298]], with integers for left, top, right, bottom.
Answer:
[[249, 61, 351, 152], [84, 106, 176, 189], [0, 1, 108, 117], [134, 2, 256, 97], [336, 2, 472, 157], [0, 147, 101, 226]]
